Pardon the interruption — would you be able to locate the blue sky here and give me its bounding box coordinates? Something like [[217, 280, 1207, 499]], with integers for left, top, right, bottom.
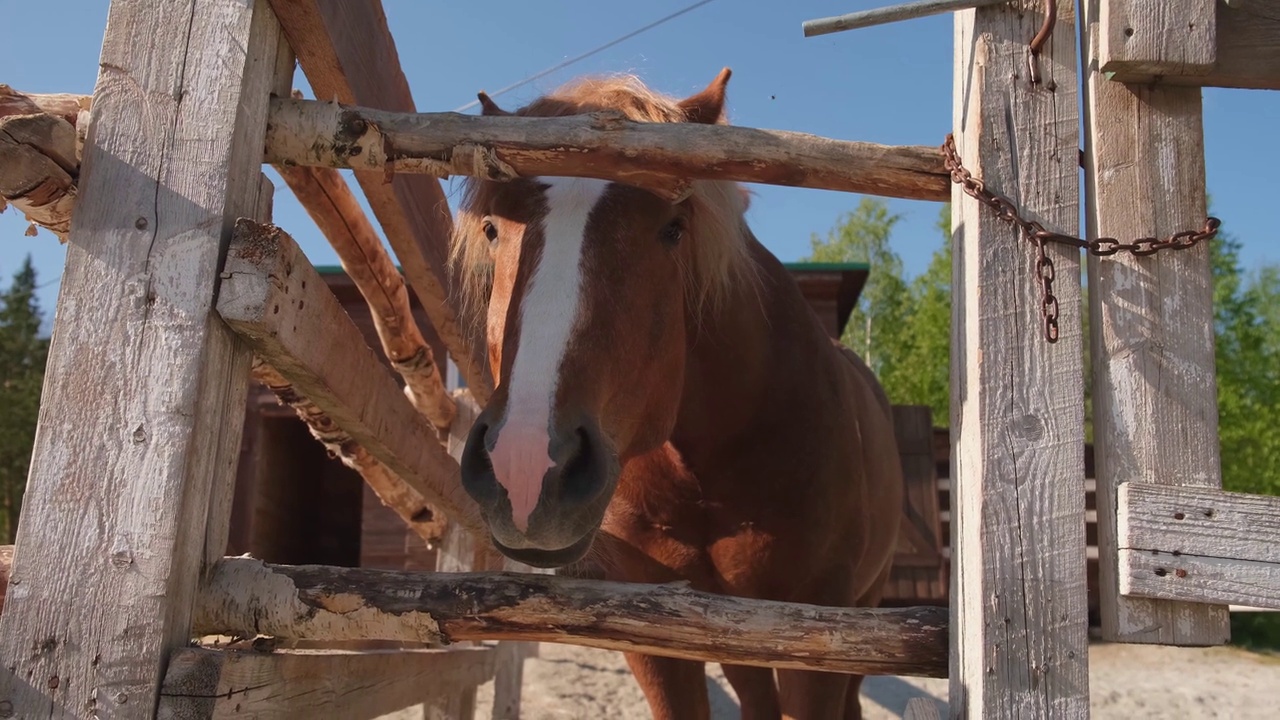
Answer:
[[3, 1, 1277, 326]]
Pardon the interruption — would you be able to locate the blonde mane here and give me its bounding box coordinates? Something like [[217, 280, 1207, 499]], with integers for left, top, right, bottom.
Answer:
[[450, 74, 757, 326]]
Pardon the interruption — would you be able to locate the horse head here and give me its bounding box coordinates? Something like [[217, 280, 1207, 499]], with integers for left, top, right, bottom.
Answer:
[[452, 68, 753, 567]]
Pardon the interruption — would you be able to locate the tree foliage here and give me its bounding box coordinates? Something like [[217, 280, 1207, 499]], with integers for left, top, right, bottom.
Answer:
[[805, 199, 1278, 500], [0, 255, 49, 542], [803, 199, 952, 422], [1210, 233, 1280, 496]]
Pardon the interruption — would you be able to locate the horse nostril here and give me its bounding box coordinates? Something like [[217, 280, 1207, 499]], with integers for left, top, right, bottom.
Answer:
[[460, 420, 499, 502], [559, 426, 594, 495]]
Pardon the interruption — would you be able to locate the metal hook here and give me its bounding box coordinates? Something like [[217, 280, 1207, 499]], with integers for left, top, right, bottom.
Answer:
[[1027, 0, 1057, 86]]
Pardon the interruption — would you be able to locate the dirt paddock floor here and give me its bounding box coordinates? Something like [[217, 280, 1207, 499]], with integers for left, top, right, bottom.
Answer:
[[452, 640, 1279, 719]]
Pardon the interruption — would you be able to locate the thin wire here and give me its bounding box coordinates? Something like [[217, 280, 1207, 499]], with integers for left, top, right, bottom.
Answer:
[[453, 0, 718, 112]]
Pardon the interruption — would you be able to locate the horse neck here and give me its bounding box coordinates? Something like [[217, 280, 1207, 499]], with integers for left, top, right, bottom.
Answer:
[[671, 234, 830, 461]]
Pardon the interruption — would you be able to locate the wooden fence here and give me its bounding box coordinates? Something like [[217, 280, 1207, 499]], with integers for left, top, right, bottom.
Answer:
[[0, 1, 1277, 719]]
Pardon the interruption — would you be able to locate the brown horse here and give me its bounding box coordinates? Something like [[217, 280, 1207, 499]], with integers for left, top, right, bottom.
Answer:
[[453, 68, 904, 720]]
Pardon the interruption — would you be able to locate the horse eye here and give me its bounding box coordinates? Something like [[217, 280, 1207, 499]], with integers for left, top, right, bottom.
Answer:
[[482, 219, 499, 243], [660, 219, 684, 245]]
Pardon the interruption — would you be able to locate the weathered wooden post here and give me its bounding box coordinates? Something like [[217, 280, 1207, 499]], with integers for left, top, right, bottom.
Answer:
[[1081, 0, 1232, 646], [950, 0, 1091, 717], [0, 0, 285, 715]]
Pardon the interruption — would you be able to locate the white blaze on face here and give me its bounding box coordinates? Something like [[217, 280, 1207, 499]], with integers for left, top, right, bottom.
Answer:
[[488, 177, 609, 533]]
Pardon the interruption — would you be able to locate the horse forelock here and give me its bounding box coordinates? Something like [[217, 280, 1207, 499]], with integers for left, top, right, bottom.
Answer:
[[450, 74, 758, 333]]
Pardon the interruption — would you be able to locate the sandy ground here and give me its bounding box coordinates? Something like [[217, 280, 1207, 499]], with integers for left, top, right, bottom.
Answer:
[[454, 640, 1280, 719]]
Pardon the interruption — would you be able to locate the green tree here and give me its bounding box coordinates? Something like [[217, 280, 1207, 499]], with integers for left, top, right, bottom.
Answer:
[[804, 200, 952, 421], [803, 198, 911, 372], [0, 255, 49, 541], [887, 204, 952, 421], [1210, 234, 1280, 497]]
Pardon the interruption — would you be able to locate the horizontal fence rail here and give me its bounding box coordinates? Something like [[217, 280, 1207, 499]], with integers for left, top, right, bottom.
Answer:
[[191, 557, 950, 678], [264, 97, 951, 202]]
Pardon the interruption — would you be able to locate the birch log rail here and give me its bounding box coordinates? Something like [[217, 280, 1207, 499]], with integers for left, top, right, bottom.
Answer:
[[274, 162, 456, 430], [190, 557, 950, 678], [264, 96, 951, 202]]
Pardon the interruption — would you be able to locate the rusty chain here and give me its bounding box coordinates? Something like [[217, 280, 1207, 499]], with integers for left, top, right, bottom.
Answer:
[[941, 133, 1221, 343]]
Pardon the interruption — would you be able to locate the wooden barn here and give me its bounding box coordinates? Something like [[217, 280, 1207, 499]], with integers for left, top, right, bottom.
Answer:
[[225, 259, 1101, 613]]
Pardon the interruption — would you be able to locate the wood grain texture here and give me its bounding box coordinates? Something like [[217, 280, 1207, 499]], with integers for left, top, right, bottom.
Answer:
[[157, 645, 496, 719], [1081, 0, 1232, 646], [265, 96, 952, 202], [0, 85, 91, 126], [1119, 482, 1280, 564], [1101, 0, 1216, 76], [0, 112, 79, 239], [1118, 482, 1280, 610], [266, 0, 492, 401], [1103, 0, 1280, 90], [1121, 550, 1280, 610], [191, 558, 950, 677], [951, 1, 1090, 718], [215, 219, 485, 538], [0, 1, 279, 716], [274, 163, 456, 429]]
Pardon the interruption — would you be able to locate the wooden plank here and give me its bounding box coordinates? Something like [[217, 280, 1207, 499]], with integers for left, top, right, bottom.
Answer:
[[1101, 0, 1280, 91], [1100, 0, 1216, 77], [157, 645, 496, 719], [1121, 550, 1280, 610], [1081, 0, 1232, 646], [216, 219, 485, 539], [1119, 482, 1280, 565], [192, 557, 949, 677], [951, 0, 1090, 717], [487, 641, 529, 720], [0, 1, 281, 716], [1117, 482, 1280, 611], [266, 96, 952, 203], [266, 0, 492, 401], [891, 406, 944, 570]]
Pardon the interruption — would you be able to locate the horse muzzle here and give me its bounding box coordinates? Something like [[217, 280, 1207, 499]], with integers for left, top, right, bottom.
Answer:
[[459, 406, 620, 568]]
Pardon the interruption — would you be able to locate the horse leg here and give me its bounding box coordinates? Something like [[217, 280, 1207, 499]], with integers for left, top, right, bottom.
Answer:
[[721, 664, 780, 719], [841, 560, 894, 720], [841, 676, 868, 720], [776, 668, 852, 720], [625, 651, 710, 720]]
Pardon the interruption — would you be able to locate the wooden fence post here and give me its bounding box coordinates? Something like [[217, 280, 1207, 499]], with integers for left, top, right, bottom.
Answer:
[[1080, 0, 1232, 646], [951, 1, 1091, 717], [0, 0, 281, 716]]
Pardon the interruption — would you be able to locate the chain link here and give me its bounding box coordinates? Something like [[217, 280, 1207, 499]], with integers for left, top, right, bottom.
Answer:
[[941, 133, 1221, 343]]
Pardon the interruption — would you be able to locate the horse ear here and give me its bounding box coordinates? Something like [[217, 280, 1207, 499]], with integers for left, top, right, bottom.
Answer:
[[477, 91, 510, 116], [677, 67, 732, 124]]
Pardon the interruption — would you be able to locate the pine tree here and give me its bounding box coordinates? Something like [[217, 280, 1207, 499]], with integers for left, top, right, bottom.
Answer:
[[0, 255, 49, 541]]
